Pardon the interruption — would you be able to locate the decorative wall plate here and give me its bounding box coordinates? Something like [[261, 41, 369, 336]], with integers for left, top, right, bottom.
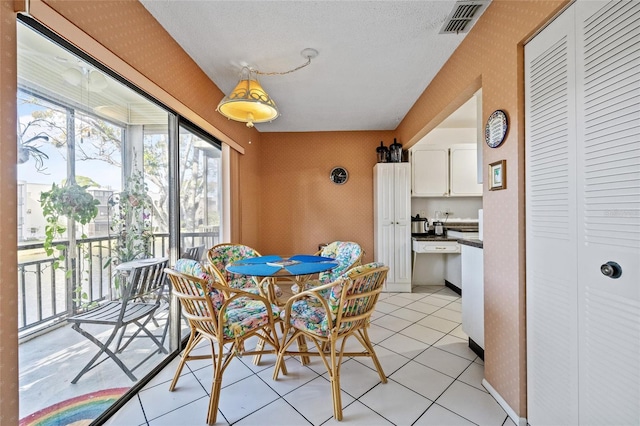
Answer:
[[485, 110, 508, 148]]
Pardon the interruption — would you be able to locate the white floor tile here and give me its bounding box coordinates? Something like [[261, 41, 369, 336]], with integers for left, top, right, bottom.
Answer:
[[366, 323, 396, 344], [325, 359, 385, 399], [404, 300, 440, 315], [420, 296, 452, 307], [414, 403, 475, 425], [234, 398, 311, 425], [390, 360, 455, 401], [355, 344, 410, 376], [399, 323, 446, 345], [359, 379, 432, 425], [437, 381, 508, 426], [377, 332, 430, 359], [387, 306, 429, 322], [418, 315, 460, 334], [117, 286, 510, 426], [147, 396, 211, 425], [323, 400, 393, 425], [413, 347, 474, 379], [104, 395, 147, 426], [457, 361, 486, 392], [283, 376, 354, 425], [372, 314, 413, 332], [256, 358, 319, 396], [191, 354, 255, 391], [384, 294, 417, 306], [373, 301, 398, 314], [433, 335, 478, 361], [139, 372, 208, 421], [449, 324, 468, 340], [432, 307, 463, 322], [217, 375, 280, 424]]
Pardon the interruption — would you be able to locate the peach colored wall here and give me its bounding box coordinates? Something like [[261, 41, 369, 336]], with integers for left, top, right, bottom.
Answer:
[[259, 131, 395, 260], [397, 0, 567, 418], [0, 2, 19, 423]]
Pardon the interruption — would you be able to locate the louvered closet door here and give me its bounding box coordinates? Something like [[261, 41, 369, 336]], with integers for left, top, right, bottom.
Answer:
[[576, 1, 640, 424], [527, 1, 640, 424], [525, 6, 579, 425]]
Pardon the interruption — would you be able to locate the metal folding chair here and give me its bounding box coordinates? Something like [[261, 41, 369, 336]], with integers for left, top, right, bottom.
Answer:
[[67, 258, 169, 383]]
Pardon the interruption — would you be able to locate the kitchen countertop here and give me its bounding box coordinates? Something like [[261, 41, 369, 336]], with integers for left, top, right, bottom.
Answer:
[[412, 235, 460, 242], [458, 238, 483, 249]]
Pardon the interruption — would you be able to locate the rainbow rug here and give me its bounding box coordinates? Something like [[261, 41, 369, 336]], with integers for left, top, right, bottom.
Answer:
[[20, 388, 128, 426]]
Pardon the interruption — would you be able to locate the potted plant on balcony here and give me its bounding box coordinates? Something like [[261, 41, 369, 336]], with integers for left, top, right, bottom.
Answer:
[[40, 180, 99, 264], [39, 179, 100, 304], [107, 169, 153, 271]]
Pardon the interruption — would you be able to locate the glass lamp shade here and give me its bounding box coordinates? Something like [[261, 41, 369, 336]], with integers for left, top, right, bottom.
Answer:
[[216, 77, 278, 127]]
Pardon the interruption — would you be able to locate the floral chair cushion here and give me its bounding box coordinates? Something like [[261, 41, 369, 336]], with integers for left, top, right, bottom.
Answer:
[[297, 241, 363, 296], [174, 259, 225, 310], [173, 259, 280, 338], [222, 299, 281, 339], [208, 244, 261, 289], [284, 262, 385, 337], [318, 241, 363, 284], [208, 244, 283, 297]]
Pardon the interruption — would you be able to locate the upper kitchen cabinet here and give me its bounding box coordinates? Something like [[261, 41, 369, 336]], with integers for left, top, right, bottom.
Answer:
[[411, 144, 482, 197]]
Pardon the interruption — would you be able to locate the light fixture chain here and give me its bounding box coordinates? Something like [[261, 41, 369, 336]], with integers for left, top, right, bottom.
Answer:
[[250, 56, 312, 76]]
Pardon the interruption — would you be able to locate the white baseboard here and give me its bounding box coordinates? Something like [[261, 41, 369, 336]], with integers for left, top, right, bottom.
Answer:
[[482, 379, 527, 426]]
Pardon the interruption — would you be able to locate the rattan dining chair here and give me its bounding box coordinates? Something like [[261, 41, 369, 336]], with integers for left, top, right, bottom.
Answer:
[[165, 259, 285, 425], [274, 262, 389, 421], [291, 241, 364, 294], [206, 243, 282, 300]]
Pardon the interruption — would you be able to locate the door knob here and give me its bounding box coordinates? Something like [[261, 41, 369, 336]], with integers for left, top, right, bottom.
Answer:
[[600, 261, 622, 279]]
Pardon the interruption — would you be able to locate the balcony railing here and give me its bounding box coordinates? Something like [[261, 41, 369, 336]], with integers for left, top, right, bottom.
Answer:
[[17, 229, 220, 340]]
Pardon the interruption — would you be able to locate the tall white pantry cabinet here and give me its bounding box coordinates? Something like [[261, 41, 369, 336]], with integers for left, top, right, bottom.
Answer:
[[525, 1, 639, 425], [373, 163, 411, 292]]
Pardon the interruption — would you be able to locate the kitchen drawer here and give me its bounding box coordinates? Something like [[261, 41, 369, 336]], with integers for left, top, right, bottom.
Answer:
[[412, 240, 460, 253]]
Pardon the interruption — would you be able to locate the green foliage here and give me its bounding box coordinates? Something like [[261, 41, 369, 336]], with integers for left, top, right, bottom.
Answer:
[[40, 182, 99, 259], [109, 170, 153, 265]]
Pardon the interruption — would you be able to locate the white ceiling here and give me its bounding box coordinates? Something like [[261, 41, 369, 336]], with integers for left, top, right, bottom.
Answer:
[[140, 1, 486, 133]]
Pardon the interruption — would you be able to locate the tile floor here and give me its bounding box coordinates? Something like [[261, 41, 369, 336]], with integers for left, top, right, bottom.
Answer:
[[105, 286, 514, 425]]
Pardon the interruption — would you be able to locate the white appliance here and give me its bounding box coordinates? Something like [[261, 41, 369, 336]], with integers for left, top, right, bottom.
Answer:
[[461, 244, 484, 351], [374, 163, 411, 292]]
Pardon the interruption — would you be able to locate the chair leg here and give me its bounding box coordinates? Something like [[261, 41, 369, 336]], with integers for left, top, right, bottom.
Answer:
[[358, 328, 387, 383], [70, 323, 136, 383], [169, 329, 203, 391], [207, 339, 232, 425], [329, 339, 343, 421], [274, 327, 298, 380]]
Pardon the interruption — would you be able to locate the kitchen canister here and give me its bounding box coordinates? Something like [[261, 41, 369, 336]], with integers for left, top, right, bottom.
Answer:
[[389, 138, 402, 162], [376, 141, 389, 163]]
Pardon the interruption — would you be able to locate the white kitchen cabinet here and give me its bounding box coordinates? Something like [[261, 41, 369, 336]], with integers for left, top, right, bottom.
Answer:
[[461, 243, 483, 351], [525, 2, 639, 424], [374, 163, 411, 292], [411, 144, 482, 197]]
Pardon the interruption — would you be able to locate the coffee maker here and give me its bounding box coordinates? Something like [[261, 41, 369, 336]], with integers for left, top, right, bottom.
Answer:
[[433, 211, 444, 236]]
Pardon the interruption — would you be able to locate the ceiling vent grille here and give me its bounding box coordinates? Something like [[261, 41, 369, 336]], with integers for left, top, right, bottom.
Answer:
[[439, 0, 489, 34]]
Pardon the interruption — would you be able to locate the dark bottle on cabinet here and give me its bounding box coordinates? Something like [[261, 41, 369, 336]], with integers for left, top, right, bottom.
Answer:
[[376, 141, 389, 163], [389, 138, 402, 162]]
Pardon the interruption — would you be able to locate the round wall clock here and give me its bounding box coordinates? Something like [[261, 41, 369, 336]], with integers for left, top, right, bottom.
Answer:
[[329, 166, 349, 185], [485, 110, 509, 148]]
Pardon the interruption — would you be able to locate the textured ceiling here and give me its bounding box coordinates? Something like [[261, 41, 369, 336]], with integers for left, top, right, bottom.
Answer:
[[140, 0, 485, 133]]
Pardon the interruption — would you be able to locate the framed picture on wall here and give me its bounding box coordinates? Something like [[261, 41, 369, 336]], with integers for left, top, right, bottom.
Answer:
[[489, 160, 506, 191]]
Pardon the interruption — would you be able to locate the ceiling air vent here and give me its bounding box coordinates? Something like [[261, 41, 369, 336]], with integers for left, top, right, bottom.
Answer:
[[439, 0, 489, 34]]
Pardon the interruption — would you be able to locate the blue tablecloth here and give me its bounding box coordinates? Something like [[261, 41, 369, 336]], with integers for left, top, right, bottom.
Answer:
[[226, 255, 337, 277]]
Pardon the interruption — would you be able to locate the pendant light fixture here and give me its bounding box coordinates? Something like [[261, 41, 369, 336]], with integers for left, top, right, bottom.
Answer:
[[216, 48, 318, 128]]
